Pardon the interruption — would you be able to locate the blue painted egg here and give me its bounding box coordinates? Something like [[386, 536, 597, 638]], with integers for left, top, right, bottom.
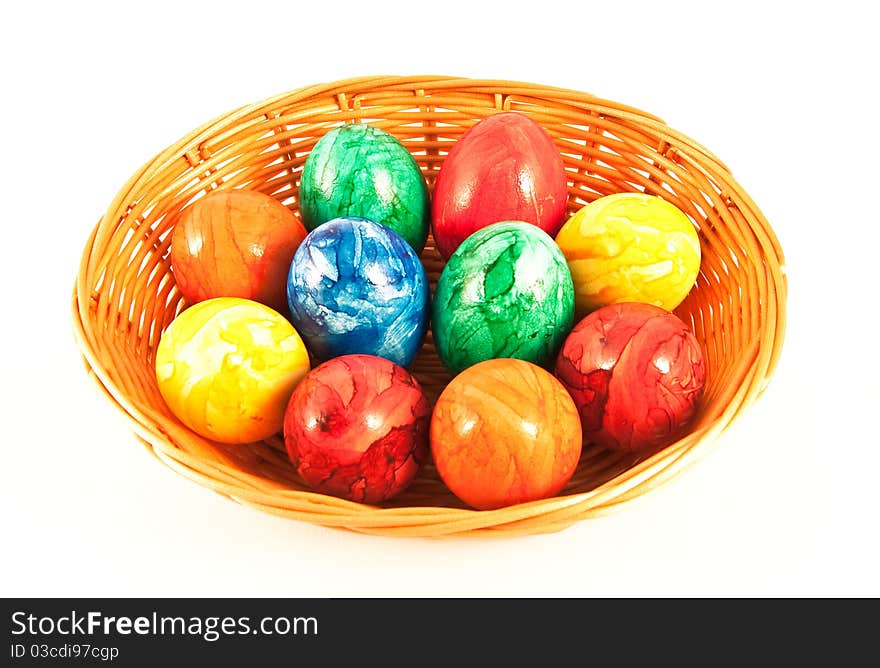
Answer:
[[286, 217, 430, 367]]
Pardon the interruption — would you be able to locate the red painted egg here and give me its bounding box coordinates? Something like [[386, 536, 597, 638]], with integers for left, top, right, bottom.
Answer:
[[283, 354, 430, 504], [431, 112, 568, 259], [554, 302, 706, 453]]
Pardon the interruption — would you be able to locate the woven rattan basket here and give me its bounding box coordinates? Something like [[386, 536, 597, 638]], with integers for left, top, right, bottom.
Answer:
[[72, 75, 787, 537]]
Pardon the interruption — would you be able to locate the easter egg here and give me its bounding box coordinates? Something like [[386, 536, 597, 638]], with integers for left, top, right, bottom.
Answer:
[[299, 124, 429, 253], [555, 192, 701, 317], [286, 217, 429, 367], [155, 297, 310, 444], [431, 112, 568, 259], [283, 354, 430, 504], [430, 358, 582, 510], [170, 189, 308, 313], [554, 302, 706, 453], [432, 221, 574, 374]]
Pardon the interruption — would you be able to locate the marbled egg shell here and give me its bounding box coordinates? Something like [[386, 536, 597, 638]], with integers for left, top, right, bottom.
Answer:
[[432, 221, 574, 374], [554, 302, 706, 453], [555, 192, 701, 318], [170, 189, 308, 314], [155, 297, 311, 444], [283, 354, 430, 504], [299, 124, 429, 253], [286, 217, 430, 368], [430, 358, 582, 510], [431, 112, 568, 259]]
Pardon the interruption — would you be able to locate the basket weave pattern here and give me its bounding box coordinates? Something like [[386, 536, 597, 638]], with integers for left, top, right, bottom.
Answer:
[[72, 75, 787, 537]]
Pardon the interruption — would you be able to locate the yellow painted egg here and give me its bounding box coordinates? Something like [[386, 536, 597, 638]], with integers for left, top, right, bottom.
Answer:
[[155, 297, 310, 444], [555, 193, 701, 317]]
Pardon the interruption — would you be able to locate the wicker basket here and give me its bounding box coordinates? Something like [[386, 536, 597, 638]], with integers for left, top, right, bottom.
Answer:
[[71, 75, 787, 537]]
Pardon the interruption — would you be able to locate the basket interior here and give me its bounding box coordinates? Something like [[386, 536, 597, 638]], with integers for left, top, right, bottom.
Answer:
[[75, 77, 785, 518]]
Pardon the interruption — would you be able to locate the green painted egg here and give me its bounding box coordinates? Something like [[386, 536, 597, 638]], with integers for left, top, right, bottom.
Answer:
[[299, 124, 429, 253], [432, 221, 575, 374]]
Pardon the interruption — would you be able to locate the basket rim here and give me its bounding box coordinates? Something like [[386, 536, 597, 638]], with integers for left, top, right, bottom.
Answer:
[[71, 74, 788, 538]]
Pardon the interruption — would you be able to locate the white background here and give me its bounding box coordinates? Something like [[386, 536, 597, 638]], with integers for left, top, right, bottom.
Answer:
[[1, 0, 877, 597]]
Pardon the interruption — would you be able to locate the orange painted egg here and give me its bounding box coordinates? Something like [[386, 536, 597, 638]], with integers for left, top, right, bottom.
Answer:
[[430, 358, 582, 510], [170, 190, 308, 313]]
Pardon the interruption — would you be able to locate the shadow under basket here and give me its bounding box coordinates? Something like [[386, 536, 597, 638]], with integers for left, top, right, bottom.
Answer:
[[72, 75, 787, 538]]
